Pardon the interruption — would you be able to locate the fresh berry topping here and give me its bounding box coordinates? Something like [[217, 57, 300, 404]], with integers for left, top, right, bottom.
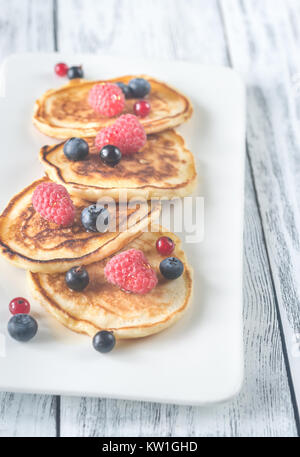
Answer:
[[67, 65, 84, 79], [115, 82, 133, 99], [88, 83, 125, 117], [156, 237, 175, 256], [32, 182, 75, 227], [81, 204, 109, 232], [100, 145, 122, 167], [63, 137, 89, 161], [95, 114, 146, 155], [134, 100, 151, 117], [65, 266, 89, 291], [128, 78, 151, 98], [55, 62, 69, 77], [93, 330, 116, 353], [160, 257, 184, 280], [8, 314, 38, 342], [9, 297, 30, 315], [104, 248, 158, 294]]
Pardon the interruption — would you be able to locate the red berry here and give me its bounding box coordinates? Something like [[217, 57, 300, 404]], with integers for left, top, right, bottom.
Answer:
[[104, 249, 158, 294], [156, 236, 175, 256], [134, 100, 151, 117], [9, 297, 30, 315], [95, 114, 146, 155], [88, 83, 125, 117], [32, 182, 75, 227], [55, 62, 69, 77]]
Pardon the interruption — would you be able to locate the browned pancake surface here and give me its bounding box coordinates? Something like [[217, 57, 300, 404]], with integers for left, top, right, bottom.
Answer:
[[33, 75, 193, 138]]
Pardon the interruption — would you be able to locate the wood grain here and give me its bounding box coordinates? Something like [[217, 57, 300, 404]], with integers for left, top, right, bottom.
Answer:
[[0, 0, 54, 63], [220, 0, 300, 421], [0, 393, 56, 437]]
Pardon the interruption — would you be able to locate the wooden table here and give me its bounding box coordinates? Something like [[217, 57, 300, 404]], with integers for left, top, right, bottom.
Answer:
[[0, 0, 300, 437]]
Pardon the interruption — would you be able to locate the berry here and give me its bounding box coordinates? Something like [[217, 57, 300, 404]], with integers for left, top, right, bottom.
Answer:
[[88, 83, 125, 117], [65, 266, 89, 291], [104, 248, 158, 294], [8, 314, 38, 342], [134, 100, 151, 117], [55, 62, 69, 77], [81, 204, 109, 232], [9, 297, 30, 315], [67, 66, 84, 79], [156, 237, 175, 256], [115, 82, 133, 99], [160, 257, 184, 280], [100, 145, 122, 167], [128, 78, 151, 98], [93, 330, 116, 353], [32, 182, 75, 227], [63, 137, 89, 161], [95, 114, 146, 155]]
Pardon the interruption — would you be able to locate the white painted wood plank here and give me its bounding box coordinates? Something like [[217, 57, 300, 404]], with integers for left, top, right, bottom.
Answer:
[[60, 160, 297, 437], [220, 0, 300, 421], [56, 0, 226, 65], [57, 0, 297, 436], [0, 393, 56, 437], [0, 0, 54, 63], [0, 0, 57, 438]]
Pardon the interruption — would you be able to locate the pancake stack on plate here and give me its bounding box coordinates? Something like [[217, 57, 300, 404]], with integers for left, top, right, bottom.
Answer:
[[0, 73, 195, 342]]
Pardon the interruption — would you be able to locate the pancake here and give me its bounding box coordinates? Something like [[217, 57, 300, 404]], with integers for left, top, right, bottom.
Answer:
[[33, 75, 193, 139], [28, 227, 193, 339], [0, 178, 160, 273], [40, 130, 197, 200]]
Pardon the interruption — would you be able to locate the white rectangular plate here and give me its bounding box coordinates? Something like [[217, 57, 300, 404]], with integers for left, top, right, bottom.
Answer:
[[0, 54, 245, 405]]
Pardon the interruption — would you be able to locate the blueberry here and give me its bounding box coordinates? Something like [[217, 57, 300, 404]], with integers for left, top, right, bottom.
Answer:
[[65, 266, 89, 291], [63, 137, 89, 161], [116, 82, 133, 99], [81, 204, 110, 232], [128, 78, 151, 98], [8, 314, 38, 342], [93, 330, 116, 353], [67, 66, 84, 79], [159, 257, 184, 280], [100, 145, 122, 167]]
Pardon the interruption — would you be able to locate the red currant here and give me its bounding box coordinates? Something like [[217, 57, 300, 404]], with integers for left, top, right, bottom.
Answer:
[[156, 237, 175, 256], [9, 297, 30, 315], [133, 100, 151, 117], [55, 62, 69, 77]]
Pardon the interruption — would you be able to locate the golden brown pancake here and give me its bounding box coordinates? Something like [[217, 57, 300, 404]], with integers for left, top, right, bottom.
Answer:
[[40, 130, 197, 200], [33, 75, 193, 139], [0, 178, 161, 273], [28, 227, 193, 338]]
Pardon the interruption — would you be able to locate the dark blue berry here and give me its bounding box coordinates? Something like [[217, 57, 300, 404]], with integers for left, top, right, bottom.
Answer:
[[65, 266, 89, 291], [8, 314, 38, 342], [128, 78, 151, 98], [159, 257, 184, 280], [116, 82, 133, 99], [100, 145, 122, 167], [93, 331, 116, 353], [67, 66, 84, 79], [63, 137, 89, 161], [81, 205, 110, 232]]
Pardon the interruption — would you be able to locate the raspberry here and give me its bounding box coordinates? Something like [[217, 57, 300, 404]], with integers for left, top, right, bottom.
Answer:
[[32, 182, 75, 227], [95, 114, 147, 155], [104, 248, 158, 294], [88, 83, 125, 117]]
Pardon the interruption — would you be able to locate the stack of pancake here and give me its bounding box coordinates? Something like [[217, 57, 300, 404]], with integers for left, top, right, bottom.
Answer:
[[0, 75, 195, 339]]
